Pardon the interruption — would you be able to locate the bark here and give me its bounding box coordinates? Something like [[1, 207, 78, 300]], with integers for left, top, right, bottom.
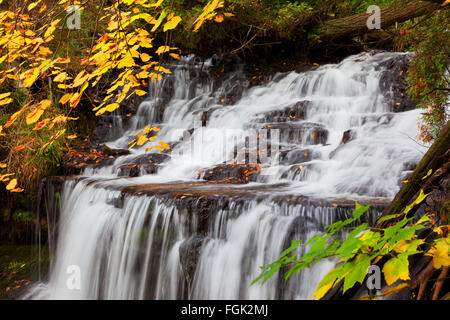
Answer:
[[320, 1, 442, 41]]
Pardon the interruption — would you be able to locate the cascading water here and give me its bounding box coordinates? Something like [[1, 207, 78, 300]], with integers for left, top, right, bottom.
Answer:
[[24, 51, 428, 300]]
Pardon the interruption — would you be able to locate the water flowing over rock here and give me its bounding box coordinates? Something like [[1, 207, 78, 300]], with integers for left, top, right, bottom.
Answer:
[[24, 51, 428, 300]]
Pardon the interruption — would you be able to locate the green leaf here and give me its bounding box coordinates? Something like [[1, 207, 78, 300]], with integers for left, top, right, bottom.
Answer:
[[343, 254, 371, 293]]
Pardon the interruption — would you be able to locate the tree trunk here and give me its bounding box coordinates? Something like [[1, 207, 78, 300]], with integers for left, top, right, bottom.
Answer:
[[320, 1, 442, 41]]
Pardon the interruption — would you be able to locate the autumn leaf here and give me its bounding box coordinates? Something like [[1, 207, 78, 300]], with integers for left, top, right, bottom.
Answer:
[[159, 141, 170, 150], [155, 46, 170, 55], [59, 93, 72, 104], [382, 255, 410, 285], [27, 1, 41, 11], [0, 97, 13, 106], [426, 239, 450, 269], [140, 53, 151, 62], [0, 163, 7, 168], [26, 99, 51, 125], [13, 144, 26, 151], [0, 92, 12, 100], [54, 72, 69, 83], [136, 134, 148, 146], [33, 118, 50, 130], [6, 179, 17, 190], [163, 15, 182, 31]]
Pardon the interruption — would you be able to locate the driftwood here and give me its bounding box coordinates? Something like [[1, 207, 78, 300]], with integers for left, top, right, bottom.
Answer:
[[320, 1, 442, 41]]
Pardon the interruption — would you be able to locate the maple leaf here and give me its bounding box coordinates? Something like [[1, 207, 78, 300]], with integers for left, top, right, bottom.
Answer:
[[382, 255, 410, 285]]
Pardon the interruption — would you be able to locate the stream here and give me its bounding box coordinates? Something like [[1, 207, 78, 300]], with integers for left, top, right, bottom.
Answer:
[[24, 51, 428, 299]]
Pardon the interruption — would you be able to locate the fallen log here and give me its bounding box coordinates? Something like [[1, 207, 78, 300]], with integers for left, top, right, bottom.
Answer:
[[320, 1, 442, 41]]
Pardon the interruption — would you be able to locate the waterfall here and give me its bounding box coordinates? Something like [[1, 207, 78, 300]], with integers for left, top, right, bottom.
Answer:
[[24, 51, 427, 300]]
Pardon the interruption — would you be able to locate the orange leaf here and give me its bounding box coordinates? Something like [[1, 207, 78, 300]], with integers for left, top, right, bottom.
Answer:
[[33, 118, 50, 130], [6, 179, 18, 190], [13, 144, 26, 151], [4, 103, 29, 129], [26, 99, 51, 125]]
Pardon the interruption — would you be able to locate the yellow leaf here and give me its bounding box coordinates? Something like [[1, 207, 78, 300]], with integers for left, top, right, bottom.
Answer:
[[28, 1, 41, 11], [0, 92, 12, 100], [26, 99, 51, 125], [67, 134, 77, 139], [118, 53, 136, 69], [39, 46, 52, 56], [214, 15, 224, 23], [163, 15, 182, 31], [427, 239, 450, 269], [106, 103, 120, 112], [169, 53, 180, 60], [155, 46, 170, 55], [154, 66, 172, 74], [0, 163, 6, 168], [72, 71, 89, 87], [54, 72, 69, 83], [22, 68, 40, 88], [59, 93, 72, 104], [140, 53, 151, 62], [137, 134, 148, 146], [151, 9, 168, 32], [154, 145, 164, 151], [135, 90, 147, 96], [382, 256, 410, 286], [159, 141, 170, 150], [6, 179, 18, 190], [0, 98, 13, 106]]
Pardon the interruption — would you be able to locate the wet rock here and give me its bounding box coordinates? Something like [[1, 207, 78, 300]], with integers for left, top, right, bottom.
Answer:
[[280, 148, 315, 165], [329, 129, 358, 158], [117, 153, 170, 177], [179, 236, 207, 283], [198, 164, 261, 184], [61, 144, 117, 175], [101, 145, 130, 157], [378, 54, 417, 113], [341, 129, 357, 144], [254, 101, 309, 123]]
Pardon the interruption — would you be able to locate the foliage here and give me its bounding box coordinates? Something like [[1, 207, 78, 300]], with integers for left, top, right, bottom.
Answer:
[[0, 0, 229, 193], [405, 10, 449, 142], [253, 188, 450, 300]]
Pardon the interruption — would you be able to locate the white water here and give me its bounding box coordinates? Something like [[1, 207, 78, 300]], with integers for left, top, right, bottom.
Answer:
[[25, 51, 428, 300]]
